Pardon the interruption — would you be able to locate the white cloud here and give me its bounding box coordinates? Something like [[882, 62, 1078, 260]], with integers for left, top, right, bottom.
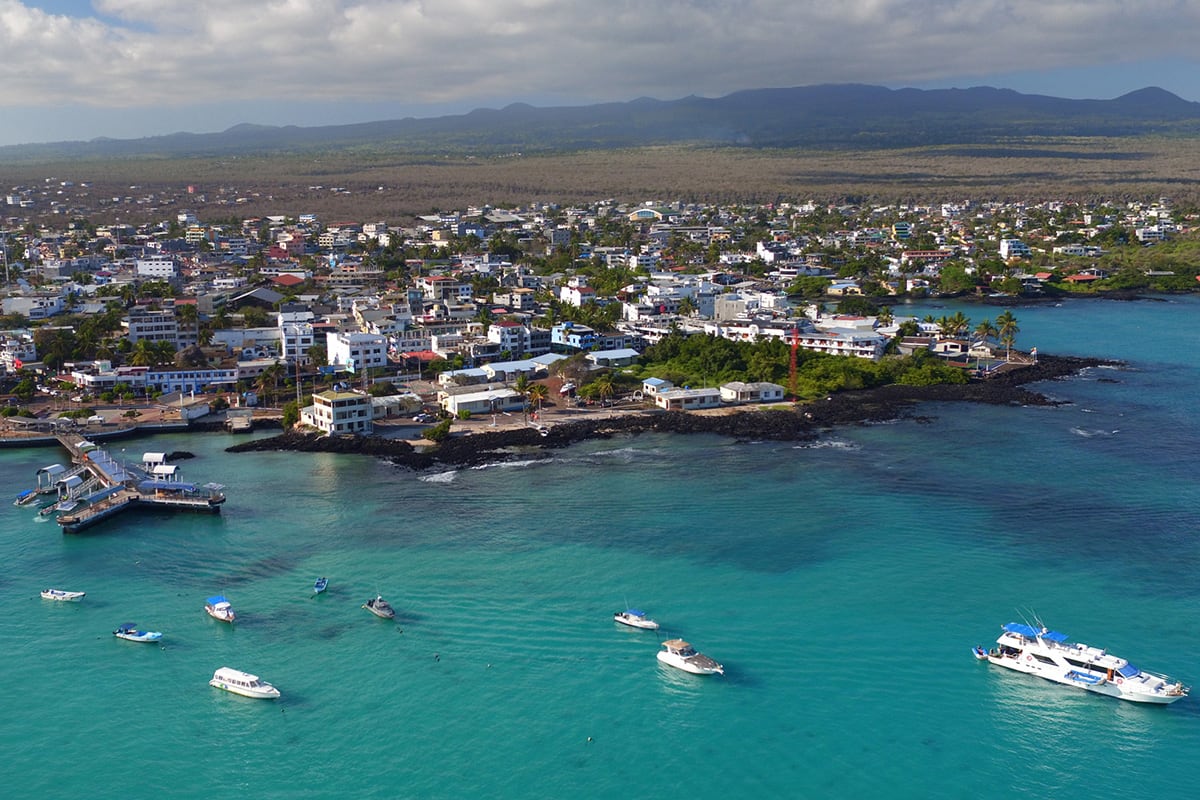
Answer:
[[1, 1, 1198, 119]]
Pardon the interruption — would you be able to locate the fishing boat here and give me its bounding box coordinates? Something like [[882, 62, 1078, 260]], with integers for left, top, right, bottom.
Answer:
[[313, 577, 328, 594], [14, 488, 38, 506], [363, 595, 395, 619], [657, 639, 724, 675], [976, 621, 1189, 704], [41, 588, 85, 602], [113, 623, 163, 643], [209, 667, 281, 699], [204, 595, 236, 623], [613, 608, 660, 630]]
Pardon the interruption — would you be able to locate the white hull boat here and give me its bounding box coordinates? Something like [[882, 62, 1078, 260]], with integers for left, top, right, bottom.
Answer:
[[977, 622, 1189, 705], [363, 595, 395, 619], [209, 667, 280, 699], [657, 639, 724, 675], [42, 588, 85, 602], [614, 609, 660, 630], [114, 623, 163, 643], [204, 595, 236, 623]]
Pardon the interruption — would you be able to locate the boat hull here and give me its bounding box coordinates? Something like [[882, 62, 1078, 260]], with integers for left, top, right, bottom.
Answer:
[[984, 656, 1184, 704], [41, 589, 85, 602], [115, 631, 163, 643], [614, 613, 659, 630], [209, 679, 280, 699], [657, 650, 723, 676], [210, 668, 280, 699]]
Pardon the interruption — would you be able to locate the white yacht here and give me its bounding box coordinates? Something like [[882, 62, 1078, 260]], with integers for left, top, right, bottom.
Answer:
[[204, 595, 236, 623], [614, 608, 660, 630], [363, 595, 395, 619], [657, 639, 724, 675], [978, 622, 1189, 705], [41, 588, 85, 602], [209, 667, 281, 699]]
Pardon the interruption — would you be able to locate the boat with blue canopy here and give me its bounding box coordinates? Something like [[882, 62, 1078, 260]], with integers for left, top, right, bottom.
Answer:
[[204, 595, 236, 623], [314, 577, 328, 594], [975, 620, 1189, 704], [613, 608, 660, 630]]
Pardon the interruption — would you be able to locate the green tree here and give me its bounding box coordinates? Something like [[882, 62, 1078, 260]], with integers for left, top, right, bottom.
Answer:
[[995, 310, 1020, 359]]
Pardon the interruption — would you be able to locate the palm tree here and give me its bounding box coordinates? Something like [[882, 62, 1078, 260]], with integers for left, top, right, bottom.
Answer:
[[130, 339, 154, 367], [527, 383, 549, 420], [949, 311, 971, 338], [256, 363, 286, 407], [996, 310, 1020, 360], [973, 318, 998, 347], [875, 306, 894, 328], [592, 374, 615, 406]]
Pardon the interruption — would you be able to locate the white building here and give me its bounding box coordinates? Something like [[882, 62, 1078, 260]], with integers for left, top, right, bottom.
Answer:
[[439, 387, 524, 417], [301, 390, 374, 435], [326, 331, 388, 373], [998, 239, 1032, 259], [135, 256, 180, 280], [719, 381, 786, 404], [123, 309, 180, 346], [281, 322, 316, 365], [2, 291, 66, 320], [653, 387, 722, 411]]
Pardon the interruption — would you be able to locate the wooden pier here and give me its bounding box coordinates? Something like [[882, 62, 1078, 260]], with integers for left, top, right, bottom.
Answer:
[[49, 433, 226, 534]]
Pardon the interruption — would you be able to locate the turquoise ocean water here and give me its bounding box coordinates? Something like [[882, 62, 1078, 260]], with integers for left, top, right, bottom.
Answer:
[[3, 296, 1200, 799]]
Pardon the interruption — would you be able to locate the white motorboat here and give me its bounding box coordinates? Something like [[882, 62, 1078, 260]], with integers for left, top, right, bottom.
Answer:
[[614, 608, 660, 630], [41, 588, 85, 602], [657, 639, 724, 675], [114, 623, 163, 643], [977, 621, 1189, 705], [209, 667, 281, 699], [204, 595, 236, 623], [363, 595, 395, 619]]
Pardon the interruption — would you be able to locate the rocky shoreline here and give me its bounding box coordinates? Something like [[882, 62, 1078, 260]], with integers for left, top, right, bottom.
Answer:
[[225, 354, 1110, 470]]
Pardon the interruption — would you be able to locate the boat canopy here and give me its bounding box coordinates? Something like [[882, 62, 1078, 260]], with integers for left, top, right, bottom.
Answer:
[[206, 595, 230, 606], [625, 609, 646, 617], [56, 475, 84, 490], [116, 622, 138, 632], [1003, 622, 1069, 642], [1117, 664, 1141, 678]]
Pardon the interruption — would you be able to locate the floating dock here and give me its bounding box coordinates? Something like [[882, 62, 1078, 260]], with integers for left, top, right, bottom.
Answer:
[[38, 433, 227, 534]]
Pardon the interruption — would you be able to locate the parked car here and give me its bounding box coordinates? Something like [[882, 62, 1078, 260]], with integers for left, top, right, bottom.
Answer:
[[413, 413, 436, 424]]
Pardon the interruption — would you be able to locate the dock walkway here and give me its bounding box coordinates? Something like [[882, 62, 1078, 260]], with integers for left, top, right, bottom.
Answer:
[[48, 433, 226, 533]]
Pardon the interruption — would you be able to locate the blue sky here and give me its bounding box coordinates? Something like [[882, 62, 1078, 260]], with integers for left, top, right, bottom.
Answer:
[[2, 1, 1199, 148]]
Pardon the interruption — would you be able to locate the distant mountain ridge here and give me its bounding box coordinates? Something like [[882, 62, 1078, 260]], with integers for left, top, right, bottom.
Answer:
[[4, 83, 1200, 161]]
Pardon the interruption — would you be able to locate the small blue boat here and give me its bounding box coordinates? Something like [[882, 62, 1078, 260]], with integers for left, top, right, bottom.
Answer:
[[314, 577, 328, 594], [114, 622, 163, 643]]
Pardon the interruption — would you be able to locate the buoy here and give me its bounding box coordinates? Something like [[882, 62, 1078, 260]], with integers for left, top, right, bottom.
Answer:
[[587, 737, 593, 743]]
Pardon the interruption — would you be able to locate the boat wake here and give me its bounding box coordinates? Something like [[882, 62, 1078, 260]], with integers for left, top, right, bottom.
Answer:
[[794, 438, 861, 451], [419, 470, 458, 484], [1070, 427, 1119, 438], [469, 458, 554, 471]]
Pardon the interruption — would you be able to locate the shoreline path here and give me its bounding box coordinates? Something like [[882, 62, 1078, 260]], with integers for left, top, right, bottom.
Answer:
[[227, 354, 1108, 470]]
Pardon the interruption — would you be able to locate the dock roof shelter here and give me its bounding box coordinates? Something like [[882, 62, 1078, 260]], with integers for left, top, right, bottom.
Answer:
[[152, 464, 179, 480], [83, 448, 131, 485]]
